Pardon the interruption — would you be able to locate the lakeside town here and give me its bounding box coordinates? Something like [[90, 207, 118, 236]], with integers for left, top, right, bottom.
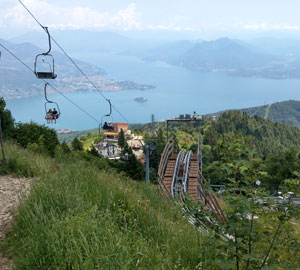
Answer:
[[0, 40, 155, 100], [0, 74, 155, 100]]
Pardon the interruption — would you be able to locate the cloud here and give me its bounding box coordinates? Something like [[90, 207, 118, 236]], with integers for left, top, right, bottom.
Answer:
[[145, 15, 197, 31], [243, 23, 299, 31], [3, 1, 299, 34], [0, 0, 141, 31]]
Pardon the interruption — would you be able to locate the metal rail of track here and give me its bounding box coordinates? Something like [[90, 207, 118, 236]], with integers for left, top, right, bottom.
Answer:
[[169, 150, 193, 200], [183, 150, 193, 193], [171, 150, 184, 197]]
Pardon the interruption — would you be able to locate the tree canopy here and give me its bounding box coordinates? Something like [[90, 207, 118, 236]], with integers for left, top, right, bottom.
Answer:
[[10, 122, 59, 156], [0, 97, 14, 138]]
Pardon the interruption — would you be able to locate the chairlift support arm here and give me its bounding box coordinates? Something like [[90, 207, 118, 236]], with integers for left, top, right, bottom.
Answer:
[[44, 83, 51, 102], [105, 99, 112, 116], [42, 26, 51, 55]]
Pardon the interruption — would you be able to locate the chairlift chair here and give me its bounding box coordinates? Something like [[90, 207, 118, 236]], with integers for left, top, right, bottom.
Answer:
[[99, 99, 114, 133], [44, 83, 60, 123], [34, 27, 57, 79]]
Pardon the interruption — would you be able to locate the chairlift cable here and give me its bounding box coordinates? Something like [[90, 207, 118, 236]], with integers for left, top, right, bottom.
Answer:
[[50, 34, 130, 123], [17, 0, 130, 124], [0, 42, 101, 124], [17, 0, 44, 29]]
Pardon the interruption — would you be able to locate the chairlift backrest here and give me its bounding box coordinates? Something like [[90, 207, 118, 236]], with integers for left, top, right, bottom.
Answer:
[[34, 27, 57, 79], [34, 54, 57, 79]]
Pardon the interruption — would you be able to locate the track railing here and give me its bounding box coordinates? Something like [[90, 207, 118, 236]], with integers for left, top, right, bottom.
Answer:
[[197, 171, 227, 223], [158, 136, 178, 193]]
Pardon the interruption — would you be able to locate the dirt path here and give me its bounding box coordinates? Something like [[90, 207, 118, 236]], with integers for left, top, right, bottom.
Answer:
[[0, 176, 31, 270]]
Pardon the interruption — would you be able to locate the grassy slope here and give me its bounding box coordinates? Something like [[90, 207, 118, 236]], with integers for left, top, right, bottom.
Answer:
[[0, 143, 213, 270], [264, 104, 271, 119]]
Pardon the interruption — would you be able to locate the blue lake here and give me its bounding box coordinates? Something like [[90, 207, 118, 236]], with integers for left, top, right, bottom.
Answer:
[[6, 53, 300, 130]]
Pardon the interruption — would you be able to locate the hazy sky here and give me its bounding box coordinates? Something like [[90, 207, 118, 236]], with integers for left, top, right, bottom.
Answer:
[[1, 0, 300, 38]]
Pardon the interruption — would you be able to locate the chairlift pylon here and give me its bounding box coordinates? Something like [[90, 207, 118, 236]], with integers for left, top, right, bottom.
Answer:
[[44, 83, 60, 124], [34, 27, 57, 79]]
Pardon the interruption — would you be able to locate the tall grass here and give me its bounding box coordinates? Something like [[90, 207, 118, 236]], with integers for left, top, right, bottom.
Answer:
[[1, 143, 216, 269], [0, 142, 54, 177]]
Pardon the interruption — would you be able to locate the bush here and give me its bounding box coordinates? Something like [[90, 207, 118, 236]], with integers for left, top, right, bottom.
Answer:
[[9, 122, 59, 157]]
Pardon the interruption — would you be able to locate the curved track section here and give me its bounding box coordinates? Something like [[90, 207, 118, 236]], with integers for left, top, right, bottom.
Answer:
[[158, 137, 226, 224]]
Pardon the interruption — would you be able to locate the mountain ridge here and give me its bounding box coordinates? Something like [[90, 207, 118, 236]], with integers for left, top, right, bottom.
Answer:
[[136, 37, 300, 79], [206, 100, 300, 129]]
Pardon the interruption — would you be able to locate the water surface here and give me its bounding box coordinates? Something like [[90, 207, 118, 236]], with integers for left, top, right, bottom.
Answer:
[[6, 53, 300, 130]]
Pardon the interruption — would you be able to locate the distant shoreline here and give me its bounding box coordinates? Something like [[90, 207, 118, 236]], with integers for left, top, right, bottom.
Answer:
[[1, 83, 156, 100]]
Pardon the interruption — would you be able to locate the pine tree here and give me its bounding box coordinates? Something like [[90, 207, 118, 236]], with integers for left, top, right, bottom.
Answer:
[[118, 128, 126, 149], [71, 138, 83, 151]]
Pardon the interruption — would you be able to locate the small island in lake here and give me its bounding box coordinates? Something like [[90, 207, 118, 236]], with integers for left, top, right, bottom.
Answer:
[[134, 97, 148, 103]]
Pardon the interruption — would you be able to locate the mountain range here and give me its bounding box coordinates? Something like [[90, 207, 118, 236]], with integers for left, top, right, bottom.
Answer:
[[9, 30, 164, 54], [137, 37, 300, 79], [7, 30, 300, 79]]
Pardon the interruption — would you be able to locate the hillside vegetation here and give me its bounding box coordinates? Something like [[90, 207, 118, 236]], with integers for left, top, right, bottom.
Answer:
[[204, 110, 300, 154], [205, 100, 300, 130], [134, 110, 300, 191], [135, 109, 300, 155], [242, 100, 300, 129], [1, 97, 299, 269], [2, 140, 299, 269], [1, 142, 210, 270], [57, 128, 99, 144]]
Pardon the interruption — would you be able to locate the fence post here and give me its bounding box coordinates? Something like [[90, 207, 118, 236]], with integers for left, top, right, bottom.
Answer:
[[145, 145, 150, 183], [0, 118, 7, 163]]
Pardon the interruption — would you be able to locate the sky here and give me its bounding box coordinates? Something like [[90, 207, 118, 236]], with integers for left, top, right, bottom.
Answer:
[[1, 0, 300, 39]]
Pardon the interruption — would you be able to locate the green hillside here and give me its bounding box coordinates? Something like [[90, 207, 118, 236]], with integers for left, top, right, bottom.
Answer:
[[57, 128, 99, 144], [57, 100, 300, 145], [204, 110, 300, 155], [133, 110, 300, 192], [207, 100, 300, 129], [1, 142, 211, 270], [1, 97, 300, 269], [134, 109, 300, 155], [241, 100, 300, 129], [2, 136, 300, 269]]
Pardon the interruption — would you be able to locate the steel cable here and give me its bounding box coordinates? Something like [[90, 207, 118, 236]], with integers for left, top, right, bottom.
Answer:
[[17, 0, 130, 123], [0, 42, 101, 124]]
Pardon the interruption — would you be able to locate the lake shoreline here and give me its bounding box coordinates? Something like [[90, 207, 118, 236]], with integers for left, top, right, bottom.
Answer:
[[6, 53, 300, 131]]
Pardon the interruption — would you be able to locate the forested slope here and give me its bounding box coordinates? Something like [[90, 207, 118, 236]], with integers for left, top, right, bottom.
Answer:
[[242, 100, 300, 129], [204, 110, 300, 156]]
